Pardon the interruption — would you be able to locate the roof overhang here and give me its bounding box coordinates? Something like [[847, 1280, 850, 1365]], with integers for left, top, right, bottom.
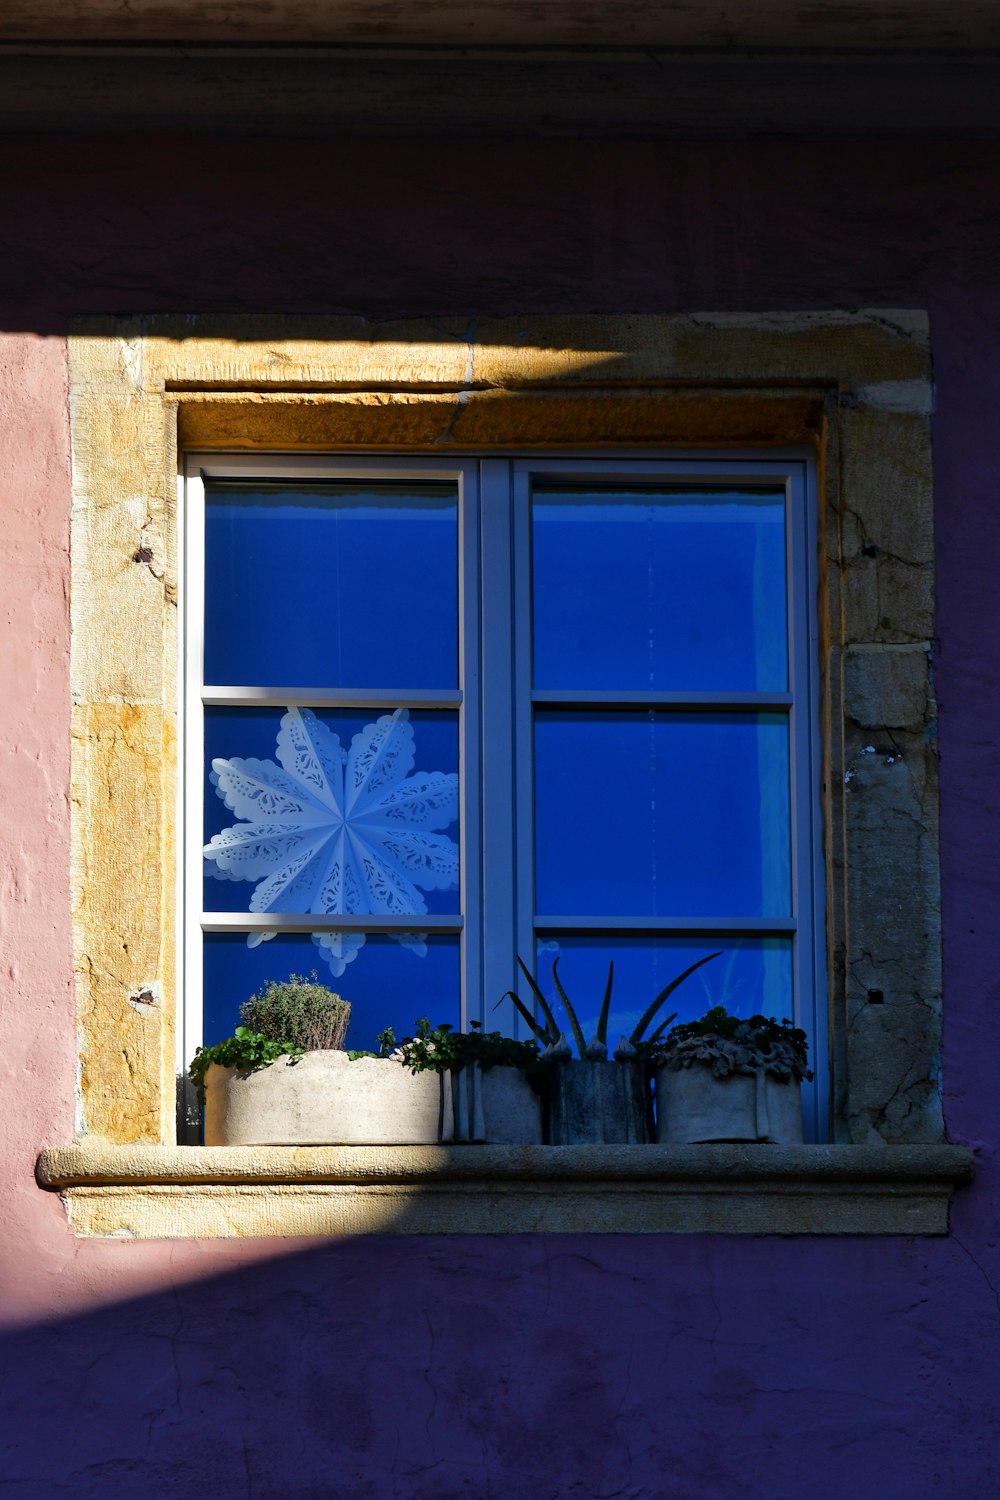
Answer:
[[6, 0, 1000, 49], [3, 2, 1000, 134]]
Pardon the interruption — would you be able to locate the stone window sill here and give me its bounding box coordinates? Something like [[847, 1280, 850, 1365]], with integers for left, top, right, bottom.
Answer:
[[37, 1141, 974, 1238]]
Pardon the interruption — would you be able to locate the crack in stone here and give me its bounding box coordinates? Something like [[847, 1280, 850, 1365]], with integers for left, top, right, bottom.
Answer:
[[951, 1230, 1000, 1320], [433, 317, 477, 445]]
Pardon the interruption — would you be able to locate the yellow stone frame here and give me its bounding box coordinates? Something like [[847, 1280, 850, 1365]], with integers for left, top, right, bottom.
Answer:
[[62, 312, 950, 1226]]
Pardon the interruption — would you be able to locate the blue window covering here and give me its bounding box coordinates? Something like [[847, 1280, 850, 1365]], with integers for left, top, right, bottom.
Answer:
[[533, 934, 794, 1043], [532, 485, 787, 693], [533, 710, 791, 918], [204, 481, 458, 689], [204, 931, 461, 1054]]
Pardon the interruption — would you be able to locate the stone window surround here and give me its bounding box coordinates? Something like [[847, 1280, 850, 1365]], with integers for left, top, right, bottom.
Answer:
[[38, 310, 973, 1238]]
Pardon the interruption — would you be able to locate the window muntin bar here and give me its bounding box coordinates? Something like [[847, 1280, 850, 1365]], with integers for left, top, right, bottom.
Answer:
[[201, 914, 464, 932]]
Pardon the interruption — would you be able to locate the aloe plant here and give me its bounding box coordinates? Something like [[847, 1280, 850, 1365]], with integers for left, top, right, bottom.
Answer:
[[501, 951, 721, 1062]]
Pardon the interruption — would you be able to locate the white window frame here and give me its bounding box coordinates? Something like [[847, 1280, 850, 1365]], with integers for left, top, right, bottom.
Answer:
[[180, 448, 827, 1140]]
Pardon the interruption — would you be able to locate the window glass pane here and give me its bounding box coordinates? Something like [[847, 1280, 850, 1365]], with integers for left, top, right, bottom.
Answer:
[[531, 484, 787, 692], [531, 934, 793, 1046], [204, 930, 460, 1055], [534, 710, 790, 917], [204, 481, 458, 688], [202, 705, 461, 916]]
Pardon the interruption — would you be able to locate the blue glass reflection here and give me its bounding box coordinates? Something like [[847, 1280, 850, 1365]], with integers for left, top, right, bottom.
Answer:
[[202, 705, 460, 916], [534, 711, 790, 917], [532, 485, 787, 692], [532, 934, 793, 1046], [204, 482, 458, 689], [203, 931, 460, 1054]]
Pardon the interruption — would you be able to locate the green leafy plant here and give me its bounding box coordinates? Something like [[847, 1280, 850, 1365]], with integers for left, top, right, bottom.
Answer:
[[188, 1026, 301, 1103], [239, 971, 350, 1051], [347, 1026, 400, 1061], [188, 973, 350, 1104], [500, 952, 721, 1062], [396, 1017, 541, 1076], [655, 1006, 812, 1081]]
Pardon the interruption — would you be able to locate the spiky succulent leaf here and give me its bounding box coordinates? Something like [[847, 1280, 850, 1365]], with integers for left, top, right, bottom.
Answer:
[[628, 951, 722, 1046]]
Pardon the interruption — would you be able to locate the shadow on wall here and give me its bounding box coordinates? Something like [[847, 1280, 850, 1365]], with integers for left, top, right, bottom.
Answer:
[[3, 1217, 999, 1499], [0, 135, 989, 335]]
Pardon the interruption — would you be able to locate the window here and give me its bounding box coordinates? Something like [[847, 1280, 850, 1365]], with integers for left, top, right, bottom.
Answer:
[[181, 450, 827, 1138], [52, 312, 972, 1236]]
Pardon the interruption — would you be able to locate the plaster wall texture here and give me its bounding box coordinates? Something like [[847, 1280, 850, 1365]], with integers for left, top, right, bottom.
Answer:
[[1, 136, 999, 1497]]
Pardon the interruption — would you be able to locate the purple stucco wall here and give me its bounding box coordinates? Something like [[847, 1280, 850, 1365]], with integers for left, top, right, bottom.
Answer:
[[1, 137, 998, 1497]]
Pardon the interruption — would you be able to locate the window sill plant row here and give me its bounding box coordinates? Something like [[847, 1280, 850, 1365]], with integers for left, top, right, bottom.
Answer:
[[191, 961, 812, 1148]]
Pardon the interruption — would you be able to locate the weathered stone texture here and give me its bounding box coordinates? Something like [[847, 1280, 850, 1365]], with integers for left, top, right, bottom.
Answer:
[[846, 1003, 944, 1143], [837, 721, 941, 1139], [70, 336, 177, 1144], [36, 1140, 974, 1238], [844, 644, 933, 730], [838, 408, 935, 642]]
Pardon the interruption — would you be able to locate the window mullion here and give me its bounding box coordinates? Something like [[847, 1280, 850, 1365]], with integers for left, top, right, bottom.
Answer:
[[479, 458, 519, 1031], [792, 459, 828, 1141], [179, 462, 206, 1139], [511, 467, 536, 1018], [458, 461, 482, 1030]]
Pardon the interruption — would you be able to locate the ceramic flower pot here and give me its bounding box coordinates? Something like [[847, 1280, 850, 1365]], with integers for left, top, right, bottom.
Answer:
[[442, 1063, 544, 1144], [545, 1059, 652, 1145], [203, 1052, 545, 1147], [203, 1051, 445, 1146], [655, 1064, 804, 1145]]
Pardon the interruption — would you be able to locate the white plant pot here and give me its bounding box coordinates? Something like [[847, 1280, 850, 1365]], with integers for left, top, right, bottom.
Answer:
[[203, 1052, 544, 1147], [204, 1052, 444, 1146], [443, 1063, 543, 1144], [655, 1064, 804, 1145]]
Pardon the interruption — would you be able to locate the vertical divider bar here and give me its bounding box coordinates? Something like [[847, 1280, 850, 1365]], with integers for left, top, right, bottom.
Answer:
[[511, 466, 536, 999], [784, 467, 804, 1117], [800, 458, 830, 1141], [786, 459, 826, 1142], [179, 460, 207, 1142], [479, 459, 518, 1033], [458, 461, 481, 1030]]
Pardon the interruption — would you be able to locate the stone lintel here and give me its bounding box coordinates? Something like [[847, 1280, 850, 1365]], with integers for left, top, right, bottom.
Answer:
[[38, 1142, 974, 1238]]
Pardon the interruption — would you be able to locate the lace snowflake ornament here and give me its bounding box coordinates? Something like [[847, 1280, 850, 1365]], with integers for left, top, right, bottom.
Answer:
[[204, 707, 459, 977]]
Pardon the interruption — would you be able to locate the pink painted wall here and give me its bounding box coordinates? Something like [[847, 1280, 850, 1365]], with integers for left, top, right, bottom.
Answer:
[[2, 136, 999, 1497]]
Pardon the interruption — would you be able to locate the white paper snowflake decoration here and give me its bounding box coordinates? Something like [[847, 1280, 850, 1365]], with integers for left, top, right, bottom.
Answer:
[[204, 707, 459, 977]]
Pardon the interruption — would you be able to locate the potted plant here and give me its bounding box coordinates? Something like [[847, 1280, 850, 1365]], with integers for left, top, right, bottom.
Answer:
[[192, 975, 545, 1146], [193, 974, 444, 1146], [503, 953, 720, 1144], [390, 1018, 544, 1145], [652, 1007, 811, 1144]]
